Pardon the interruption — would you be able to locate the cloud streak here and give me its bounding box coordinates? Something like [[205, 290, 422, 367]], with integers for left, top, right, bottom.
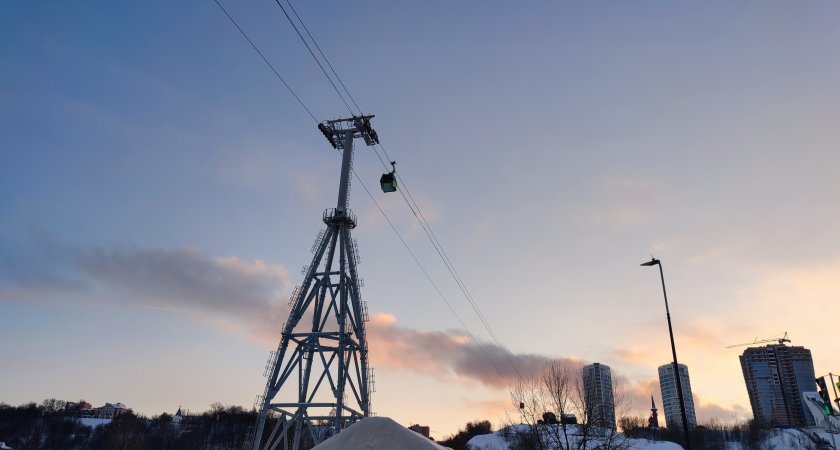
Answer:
[[0, 237, 292, 339], [367, 313, 578, 388], [0, 238, 746, 423]]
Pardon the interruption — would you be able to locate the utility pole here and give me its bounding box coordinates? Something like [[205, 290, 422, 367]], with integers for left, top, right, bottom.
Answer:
[[248, 116, 379, 450]]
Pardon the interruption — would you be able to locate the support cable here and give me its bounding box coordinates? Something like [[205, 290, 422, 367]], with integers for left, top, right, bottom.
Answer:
[[213, 0, 519, 385], [286, 0, 365, 116], [271, 0, 356, 116], [390, 159, 524, 381], [279, 0, 523, 382], [350, 168, 509, 382], [212, 0, 318, 123]]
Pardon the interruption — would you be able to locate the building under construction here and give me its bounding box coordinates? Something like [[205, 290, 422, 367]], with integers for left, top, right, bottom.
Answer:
[[739, 343, 817, 427]]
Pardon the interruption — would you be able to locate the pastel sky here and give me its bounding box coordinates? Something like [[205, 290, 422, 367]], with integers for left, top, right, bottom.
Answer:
[[2, 0, 840, 438]]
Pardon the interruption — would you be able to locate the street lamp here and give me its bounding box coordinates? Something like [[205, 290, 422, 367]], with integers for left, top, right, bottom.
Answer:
[[641, 257, 692, 450]]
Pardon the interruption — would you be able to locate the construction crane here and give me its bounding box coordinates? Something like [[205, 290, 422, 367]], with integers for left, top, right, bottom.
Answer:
[[725, 332, 790, 348]]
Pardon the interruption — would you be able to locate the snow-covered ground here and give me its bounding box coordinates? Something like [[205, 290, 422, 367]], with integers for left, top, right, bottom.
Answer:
[[759, 428, 839, 449], [468, 434, 684, 449], [466, 424, 684, 450], [468, 425, 838, 450], [77, 417, 112, 428]]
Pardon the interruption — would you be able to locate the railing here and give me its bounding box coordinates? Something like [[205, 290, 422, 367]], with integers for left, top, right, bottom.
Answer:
[[322, 208, 357, 229]]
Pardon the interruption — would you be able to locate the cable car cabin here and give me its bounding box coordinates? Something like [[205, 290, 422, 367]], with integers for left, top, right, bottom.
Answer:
[[380, 172, 397, 193]]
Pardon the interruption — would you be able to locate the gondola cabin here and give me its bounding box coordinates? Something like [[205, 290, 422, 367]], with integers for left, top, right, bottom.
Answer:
[[380, 172, 397, 193]]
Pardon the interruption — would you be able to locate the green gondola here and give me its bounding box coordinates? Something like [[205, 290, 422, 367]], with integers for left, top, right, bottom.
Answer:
[[380, 161, 397, 193]]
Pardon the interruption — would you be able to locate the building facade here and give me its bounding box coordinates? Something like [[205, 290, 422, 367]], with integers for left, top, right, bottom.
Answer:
[[582, 363, 616, 429], [658, 363, 697, 430], [739, 344, 817, 427]]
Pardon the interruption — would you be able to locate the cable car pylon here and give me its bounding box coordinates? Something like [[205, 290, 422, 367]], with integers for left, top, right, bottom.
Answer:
[[249, 115, 379, 450]]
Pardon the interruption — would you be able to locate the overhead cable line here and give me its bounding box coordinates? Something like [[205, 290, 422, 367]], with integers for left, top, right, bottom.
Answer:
[[391, 162, 525, 381], [215, 0, 519, 384], [350, 168, 509, 382], [271, 0, 356, 116], [212, 0, 318, 123], [278, 0, 523, 381], [286, 0, 365, 116]]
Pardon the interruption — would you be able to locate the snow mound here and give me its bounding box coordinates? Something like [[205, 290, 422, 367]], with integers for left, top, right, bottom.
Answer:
[[312, 417, 452, 450]]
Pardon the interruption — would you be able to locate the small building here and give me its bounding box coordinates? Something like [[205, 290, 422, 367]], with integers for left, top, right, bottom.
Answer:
[[93, 403, 132, 419], [408, 424, 430, 438], [64, 401, 94, 418]]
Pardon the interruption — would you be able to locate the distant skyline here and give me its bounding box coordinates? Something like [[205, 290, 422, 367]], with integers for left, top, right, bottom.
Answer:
[[2, 0, 840, 437]]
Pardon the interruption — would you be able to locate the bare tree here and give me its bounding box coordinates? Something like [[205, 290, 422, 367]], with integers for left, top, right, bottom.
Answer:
[[507, 361, 630, 450]]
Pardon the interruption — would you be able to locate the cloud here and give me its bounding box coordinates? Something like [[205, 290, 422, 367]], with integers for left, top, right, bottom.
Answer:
[[613, 348, 659, 366], [0, 237, 293, 340], [693, 392, 749, 423], [588, 176, 670, 231], [1, 237, 747, 424], [366, 313, 580, 388], [614, 376, 747, 424], [620, 376, 662, 416]]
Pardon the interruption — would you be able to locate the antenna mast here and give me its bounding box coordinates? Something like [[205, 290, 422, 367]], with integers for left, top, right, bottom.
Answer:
[[249, 116, 379, 450]]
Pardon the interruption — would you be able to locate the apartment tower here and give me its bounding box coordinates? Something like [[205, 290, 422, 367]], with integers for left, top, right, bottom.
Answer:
[[658, 363, 697, 430], [739, 344, 817, 427], [583, 362, 616, 429]]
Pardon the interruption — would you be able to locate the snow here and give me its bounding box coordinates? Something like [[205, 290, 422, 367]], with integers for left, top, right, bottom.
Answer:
[[812, 429, 840, 448], [467, 425, 840, 450], [759, 428, 835, 449], [312, 417, 452, 450], [466, 432, 509, 450], [465, 424, 685, 450], [78, 417, 112, 428], [630, 442, 684, 450]]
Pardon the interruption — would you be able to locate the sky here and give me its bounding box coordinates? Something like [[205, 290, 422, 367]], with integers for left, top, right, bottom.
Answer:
[[2, 0, 840, 439]]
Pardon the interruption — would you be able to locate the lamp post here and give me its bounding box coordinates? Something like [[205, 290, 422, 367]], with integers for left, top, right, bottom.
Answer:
[[641, 257, 692, 450]]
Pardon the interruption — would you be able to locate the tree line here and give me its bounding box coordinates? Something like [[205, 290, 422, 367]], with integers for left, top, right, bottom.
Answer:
[[0, 400, 255, 450]]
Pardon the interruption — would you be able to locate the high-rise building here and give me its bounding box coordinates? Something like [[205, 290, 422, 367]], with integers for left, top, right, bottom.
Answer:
[[583, 362, 616, 429], [658, 363, 697, 429], [739, 344, 817, 427]]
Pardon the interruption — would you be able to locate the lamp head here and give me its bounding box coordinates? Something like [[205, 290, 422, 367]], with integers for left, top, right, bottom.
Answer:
[[640, 257, 660, 267]]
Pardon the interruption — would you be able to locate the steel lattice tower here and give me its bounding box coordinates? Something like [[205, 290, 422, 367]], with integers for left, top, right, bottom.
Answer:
[[249, 116, 379, 450]]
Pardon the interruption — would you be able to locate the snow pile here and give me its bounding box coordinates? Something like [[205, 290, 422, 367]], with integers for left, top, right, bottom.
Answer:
[[466, 432, 507, 450], [312, 417, 452, 450]]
